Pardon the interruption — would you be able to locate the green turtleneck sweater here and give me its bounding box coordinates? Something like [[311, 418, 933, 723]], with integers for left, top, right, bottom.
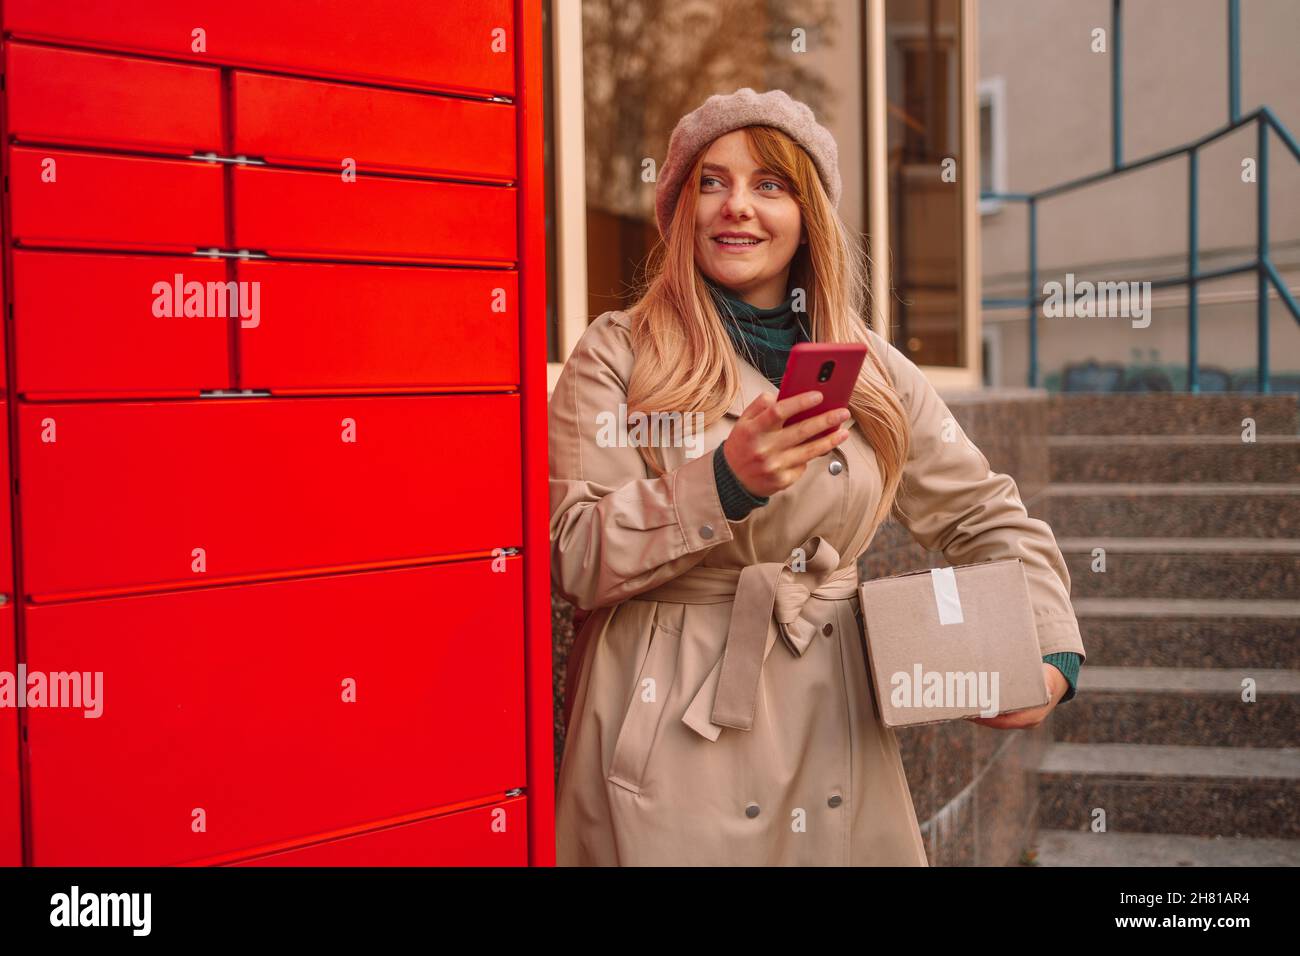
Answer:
[[705, 277, 1081, 704]]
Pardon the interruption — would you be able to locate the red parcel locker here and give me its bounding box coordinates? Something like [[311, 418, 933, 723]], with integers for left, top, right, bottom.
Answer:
[[4, 0, 516, 96], [5, 42, 222, 155], [0, 608, 16, 867], [0, 403, 11, 591], [232, 71, 517, 182], [24, 559, 526, 866], [18, 395, 523, 601], [13, 251, 233, 399], [9, 147, 225, 254], [233, 165, 518, 264], [0, 404, 13, 867], [0, 0, 552, 867], [236, 260, 520, 393], [233, 797, 528, 867]]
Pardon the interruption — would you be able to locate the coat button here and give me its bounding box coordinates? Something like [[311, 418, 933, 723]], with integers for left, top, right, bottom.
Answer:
[[745, 803, 760, 818], [828, 795, 843, 808], [828, 460, 844, 475], [822, 622, 834, 636], [699, 524, 715, 539]]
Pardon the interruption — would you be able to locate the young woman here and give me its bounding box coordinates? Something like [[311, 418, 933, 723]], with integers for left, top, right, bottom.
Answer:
[[550, 88, 1084, 866]]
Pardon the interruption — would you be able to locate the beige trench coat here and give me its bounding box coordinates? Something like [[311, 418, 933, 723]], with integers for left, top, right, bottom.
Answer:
[[550, 309, 1087, 866]]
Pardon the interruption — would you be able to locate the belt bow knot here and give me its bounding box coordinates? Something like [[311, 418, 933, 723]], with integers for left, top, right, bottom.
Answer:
[[638, 535, 859, 742]]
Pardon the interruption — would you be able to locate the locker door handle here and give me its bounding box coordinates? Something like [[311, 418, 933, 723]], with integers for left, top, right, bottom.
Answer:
[[189, 152, 267, 166], [194, 249, 269, 259]]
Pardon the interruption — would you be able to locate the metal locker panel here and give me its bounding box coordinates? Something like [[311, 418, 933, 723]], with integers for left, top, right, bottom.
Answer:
[[231, 72, 516, 182], [0, 417, 12, 865], [232, 165, 517, 265], [18, 395, 522, 600], [0, 402, 11, 590], [13, 251, 233, 399], [24, 558, 527, 866], [0, 262, 6, 394], [237, 260, 519, 393], [230, 796, 528, 867], [4, 0, 515, 97], [0, 608, 17, 867], [6, 43, 221, 155], [9, 147, 225, 254]]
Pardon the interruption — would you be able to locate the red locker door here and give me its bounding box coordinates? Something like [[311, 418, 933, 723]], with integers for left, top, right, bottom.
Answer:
[[9, 147, 225, 253], [25, 558, 526, 866], [233, 166, 517, 265], [4, 0, 515, 96], [5, 43, 221, 155], [13, 252, 233, 399], [0, 406, 13, 865], [231, 796, 528, 866], [231, 72, 516, 181], [0, 607, 16, 867], [237, 260, 519, 393], [18, 395, 522, 600], [0, 402, 12, 590]]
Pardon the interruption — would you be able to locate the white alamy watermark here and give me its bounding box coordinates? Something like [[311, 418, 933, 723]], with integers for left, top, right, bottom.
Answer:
[[0, 666, 103, 718], [595, 403, 705, 459], [50, 886, 150, 936], [890, 664, 1000, 717], [152, 274, 261, 328], [1042, 272, 1152, 328]]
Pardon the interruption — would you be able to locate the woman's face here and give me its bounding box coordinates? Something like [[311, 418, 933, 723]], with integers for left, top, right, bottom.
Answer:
[[693, 129, 804, 310]]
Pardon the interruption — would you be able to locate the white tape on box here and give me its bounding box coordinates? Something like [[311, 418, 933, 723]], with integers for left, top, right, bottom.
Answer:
[[930, 566, 964, 625]]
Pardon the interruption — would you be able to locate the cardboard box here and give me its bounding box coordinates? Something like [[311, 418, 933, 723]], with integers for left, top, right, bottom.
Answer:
[[857, 557, 1049, 728]]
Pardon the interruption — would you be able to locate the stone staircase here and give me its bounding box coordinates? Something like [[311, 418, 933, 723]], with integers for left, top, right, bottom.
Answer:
[[1031, 393, 1300, 866]]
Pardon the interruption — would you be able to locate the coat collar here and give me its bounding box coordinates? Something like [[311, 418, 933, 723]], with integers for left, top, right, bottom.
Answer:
[[724, 349, 779, 417]]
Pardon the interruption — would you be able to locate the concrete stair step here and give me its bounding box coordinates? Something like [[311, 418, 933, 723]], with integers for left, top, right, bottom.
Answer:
[[1073, 597, 1300, 617], [1043, 483, 1299, 538], [1059, 537, 1300, 600], [1074, 597, 1300, 669], [1038, 742, 1300, 837], [1053, 667, 1300, 748], [1061, 537, 1300, 553], [1031, 828, 1300, 866], [1049, 434, 1300, 484], [1047, 393, 1297, 436], [1080, 665, 1300, 693]]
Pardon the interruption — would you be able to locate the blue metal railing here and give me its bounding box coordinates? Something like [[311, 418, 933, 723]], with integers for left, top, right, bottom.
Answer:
[[981, 0, 1300, 393]]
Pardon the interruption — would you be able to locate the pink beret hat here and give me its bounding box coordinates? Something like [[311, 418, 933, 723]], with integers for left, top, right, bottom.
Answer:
[[654, 87, 842, 240]]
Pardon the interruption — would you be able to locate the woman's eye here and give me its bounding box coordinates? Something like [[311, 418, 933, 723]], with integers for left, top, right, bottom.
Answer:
[[700, 175, 783, 191]]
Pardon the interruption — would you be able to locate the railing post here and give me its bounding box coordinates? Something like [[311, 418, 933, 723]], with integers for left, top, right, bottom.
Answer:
[[1029, 196, 1039, 389], [1112, 0, 1123, 170], [1229, 0, 1241, 123], [1188, 149, 1199, 393], [1257, 115, 1270, 394]]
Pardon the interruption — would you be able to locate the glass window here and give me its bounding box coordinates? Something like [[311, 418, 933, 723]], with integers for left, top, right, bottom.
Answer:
[[885, 0, 964, 367], [578, 0, 866, 321]]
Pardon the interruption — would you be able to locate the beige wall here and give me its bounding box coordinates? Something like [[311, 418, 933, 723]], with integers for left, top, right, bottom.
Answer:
[[979, 0, 1300, 388], [813, 0, 867, 238]]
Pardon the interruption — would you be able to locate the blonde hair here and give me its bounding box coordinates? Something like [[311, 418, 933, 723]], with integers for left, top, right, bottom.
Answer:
[[625, 124, 910, 535]]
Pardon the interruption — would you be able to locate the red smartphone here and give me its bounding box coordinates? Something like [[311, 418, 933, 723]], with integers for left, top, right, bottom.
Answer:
[[776, 342, 868, 441]]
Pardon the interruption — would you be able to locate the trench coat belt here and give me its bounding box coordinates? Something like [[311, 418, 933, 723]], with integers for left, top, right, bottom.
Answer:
[[636, 536, 859, 742]]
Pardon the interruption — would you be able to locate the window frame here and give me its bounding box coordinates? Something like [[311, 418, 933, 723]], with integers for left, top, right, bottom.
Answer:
[[978, 74, 1007, 216]]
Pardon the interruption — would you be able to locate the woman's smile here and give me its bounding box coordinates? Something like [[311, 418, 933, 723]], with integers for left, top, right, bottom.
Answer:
[[712, 231, 766, 252]]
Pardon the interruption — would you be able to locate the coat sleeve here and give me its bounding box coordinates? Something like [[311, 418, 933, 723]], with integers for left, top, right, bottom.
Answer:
[[868, 329, 1086, 662], [549, 314, 742, 611]]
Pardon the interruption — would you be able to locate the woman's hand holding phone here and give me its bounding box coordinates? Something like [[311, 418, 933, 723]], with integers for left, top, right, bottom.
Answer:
[[722, 391, 851, 497]]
